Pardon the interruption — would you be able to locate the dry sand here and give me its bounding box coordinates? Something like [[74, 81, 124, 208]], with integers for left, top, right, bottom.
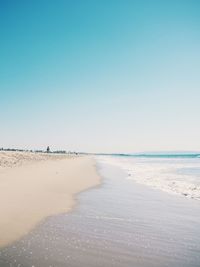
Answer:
[[0, 151, 100, 247]]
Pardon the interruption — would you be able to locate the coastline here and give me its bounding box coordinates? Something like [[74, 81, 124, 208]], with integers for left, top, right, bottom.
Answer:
[[1, 157, 200, 267], [0, 152, 100, 248]]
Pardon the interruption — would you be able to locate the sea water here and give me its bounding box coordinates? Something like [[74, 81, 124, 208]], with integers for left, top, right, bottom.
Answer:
[[98, 154, 200, 200]]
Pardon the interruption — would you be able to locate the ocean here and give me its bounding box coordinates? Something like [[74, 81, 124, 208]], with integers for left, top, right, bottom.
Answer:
[[98, 154, 200, 200]]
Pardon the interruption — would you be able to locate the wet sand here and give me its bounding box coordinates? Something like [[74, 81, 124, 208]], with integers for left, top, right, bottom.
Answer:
[[0, 159, 200, 266]]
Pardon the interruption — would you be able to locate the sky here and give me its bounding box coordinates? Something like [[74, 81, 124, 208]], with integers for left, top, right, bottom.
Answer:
[[0, 0, 200, 153]]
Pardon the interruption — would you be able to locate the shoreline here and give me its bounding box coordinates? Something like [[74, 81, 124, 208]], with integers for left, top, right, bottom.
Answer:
[[1, 158, 200, 267], [0, 152, 100, 248]]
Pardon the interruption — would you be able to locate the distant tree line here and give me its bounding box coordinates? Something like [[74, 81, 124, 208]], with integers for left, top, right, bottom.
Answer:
[[0, 147, 79, 155]]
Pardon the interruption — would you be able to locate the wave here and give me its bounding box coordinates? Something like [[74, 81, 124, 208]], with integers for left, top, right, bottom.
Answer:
[[97, 156, 200, 200]]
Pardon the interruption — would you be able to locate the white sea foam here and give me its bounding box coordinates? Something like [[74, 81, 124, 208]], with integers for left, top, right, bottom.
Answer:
[[97, 156, 200, 200]]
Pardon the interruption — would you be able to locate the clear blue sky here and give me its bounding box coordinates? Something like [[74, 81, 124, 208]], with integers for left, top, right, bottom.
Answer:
[[1, 0, 200, 153]]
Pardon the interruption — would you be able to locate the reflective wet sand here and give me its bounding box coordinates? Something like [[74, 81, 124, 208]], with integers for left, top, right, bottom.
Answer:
[[1, 161, 200, 267]]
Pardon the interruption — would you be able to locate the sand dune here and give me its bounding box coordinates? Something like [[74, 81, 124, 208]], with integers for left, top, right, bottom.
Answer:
[[0, 152, 100, 247]]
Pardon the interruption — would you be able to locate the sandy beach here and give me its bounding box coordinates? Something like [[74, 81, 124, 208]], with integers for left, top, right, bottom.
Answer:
[[1, 156, 200, 267], [0, 151, 100, 248]]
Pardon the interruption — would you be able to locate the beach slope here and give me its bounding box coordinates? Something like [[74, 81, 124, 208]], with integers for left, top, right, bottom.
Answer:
[[0, 152, 99, 247]]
